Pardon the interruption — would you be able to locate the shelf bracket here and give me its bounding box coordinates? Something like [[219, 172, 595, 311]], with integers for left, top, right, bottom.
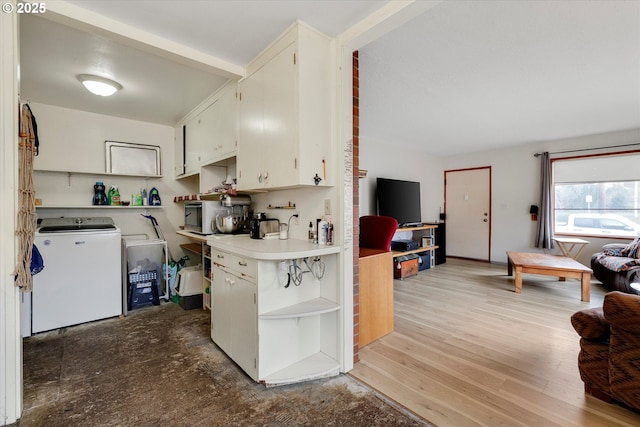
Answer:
[[67, 172, 72, 187]]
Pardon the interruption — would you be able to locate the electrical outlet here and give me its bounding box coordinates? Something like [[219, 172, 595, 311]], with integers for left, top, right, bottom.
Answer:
[[324, 199, 331, 215], [294, 211, 300, 225]]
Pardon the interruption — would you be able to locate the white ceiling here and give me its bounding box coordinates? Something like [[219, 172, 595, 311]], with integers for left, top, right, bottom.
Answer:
[[19, 1, 640, 155], [359, 0, 640, 155]]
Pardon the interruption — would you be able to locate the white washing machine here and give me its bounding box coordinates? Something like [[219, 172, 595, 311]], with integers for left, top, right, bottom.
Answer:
[[28, 217, 122, 334]]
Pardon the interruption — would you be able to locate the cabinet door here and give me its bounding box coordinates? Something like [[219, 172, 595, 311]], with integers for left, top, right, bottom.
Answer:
[[184, 101, 218, 173], [237, 69, 265, 190], [211, 267, 232, 355], [262, 43, 298, 188], [174, 125, 185, 177], [213, 84, 238, 161], [184, 114, 200, 174], [229, 273, 258, 380], [196, 100, 218, 166]]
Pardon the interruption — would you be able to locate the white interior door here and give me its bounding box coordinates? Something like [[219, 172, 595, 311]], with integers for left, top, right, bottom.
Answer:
[[445, 167, 491, 261]]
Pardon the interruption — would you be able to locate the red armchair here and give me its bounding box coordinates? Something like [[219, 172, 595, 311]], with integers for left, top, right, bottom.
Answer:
[[571, 291, 640, 410], [359, 215, 398, 251]]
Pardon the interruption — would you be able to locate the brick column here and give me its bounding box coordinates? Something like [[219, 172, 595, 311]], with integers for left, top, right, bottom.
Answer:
[[352, 51, 360, 363]]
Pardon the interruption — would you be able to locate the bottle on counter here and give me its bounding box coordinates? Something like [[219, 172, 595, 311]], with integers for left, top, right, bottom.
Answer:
[[318, 218, 329, 245]]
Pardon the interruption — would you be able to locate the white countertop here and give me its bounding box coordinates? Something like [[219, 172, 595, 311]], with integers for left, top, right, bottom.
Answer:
[[206, 234, 341, 260]]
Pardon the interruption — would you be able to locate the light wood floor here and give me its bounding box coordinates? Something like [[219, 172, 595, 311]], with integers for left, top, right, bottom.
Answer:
[[350, 258, 640, 427]]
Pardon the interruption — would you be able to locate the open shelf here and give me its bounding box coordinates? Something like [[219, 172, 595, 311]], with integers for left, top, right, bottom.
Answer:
[[259, 297, 339, 319], [35, 169, 162, 179], [180, 243, 203, 255], [261, 352, 340, 386], [396, 224, 438, 232], [392, 245, 439, 257], [36, 205, 163, 209]]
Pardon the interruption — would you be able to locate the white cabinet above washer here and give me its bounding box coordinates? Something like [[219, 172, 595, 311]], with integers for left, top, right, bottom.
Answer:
[[176, 82, 238, 178]]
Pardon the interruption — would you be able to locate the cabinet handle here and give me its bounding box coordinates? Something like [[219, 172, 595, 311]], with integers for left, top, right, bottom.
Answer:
[[217, 254, 224, 259], [238, 261, 248, 267]]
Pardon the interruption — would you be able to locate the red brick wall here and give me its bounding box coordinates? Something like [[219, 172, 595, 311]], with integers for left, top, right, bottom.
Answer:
[[352, 51, 360, 363]]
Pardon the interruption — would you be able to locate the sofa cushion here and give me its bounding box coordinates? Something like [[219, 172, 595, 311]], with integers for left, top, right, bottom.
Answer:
[[595, 254, 640, 272]]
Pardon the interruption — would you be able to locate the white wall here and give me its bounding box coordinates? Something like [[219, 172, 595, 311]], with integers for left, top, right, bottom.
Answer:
[[359, 137, 444, 223], [30, 102, 197, 259], [250, 186, 338, 241], [442, 128, 640, 265]]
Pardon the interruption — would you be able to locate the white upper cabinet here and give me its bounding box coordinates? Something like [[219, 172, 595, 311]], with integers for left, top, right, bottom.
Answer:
[[184, 100, 217, 174], [237, 22, 333, 191], [176, 82, 238, 178], [214, 83, 239, 160]]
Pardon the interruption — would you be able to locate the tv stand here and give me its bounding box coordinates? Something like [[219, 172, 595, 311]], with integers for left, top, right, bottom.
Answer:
[[393, 224, 439, 268]]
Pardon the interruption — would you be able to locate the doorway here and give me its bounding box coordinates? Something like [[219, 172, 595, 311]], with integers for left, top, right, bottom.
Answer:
[[444, 167, 491, 261]]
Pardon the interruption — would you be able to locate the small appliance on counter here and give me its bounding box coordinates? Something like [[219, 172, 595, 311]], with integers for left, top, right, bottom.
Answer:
[[249, 213, 280, 239], [215, 193, 251, 234], [184, 200, 218, 234]]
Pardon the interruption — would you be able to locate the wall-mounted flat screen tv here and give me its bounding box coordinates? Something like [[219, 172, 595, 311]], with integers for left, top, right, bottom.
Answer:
[[376, 178, 422, 227]]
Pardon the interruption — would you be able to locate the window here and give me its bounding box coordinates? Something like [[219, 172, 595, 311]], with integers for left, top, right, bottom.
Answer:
[[552, 151, 640, 238]]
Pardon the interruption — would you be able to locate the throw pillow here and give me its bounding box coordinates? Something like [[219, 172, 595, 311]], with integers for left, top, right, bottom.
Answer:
[[595, 254, 640, 272], [623, 237, 640, 258], [603, 247, 624, 256]]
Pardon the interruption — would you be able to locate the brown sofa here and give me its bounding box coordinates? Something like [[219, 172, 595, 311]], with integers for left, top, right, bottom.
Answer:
[[571, 291, 640, 410], [591, 240, 640, 294]]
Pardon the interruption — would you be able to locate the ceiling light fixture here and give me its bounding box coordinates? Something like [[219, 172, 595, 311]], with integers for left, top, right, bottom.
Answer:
[[77, 74, 122, 97]]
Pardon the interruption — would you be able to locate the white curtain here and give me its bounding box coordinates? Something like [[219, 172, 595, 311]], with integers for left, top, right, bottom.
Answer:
[[535, 152, 554, 249]]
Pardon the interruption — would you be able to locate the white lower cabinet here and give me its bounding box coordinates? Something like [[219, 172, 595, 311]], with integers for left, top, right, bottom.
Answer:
[[211, 270, 257, 378], [211, 250, 258, 380], [210, 245, 340, 385]]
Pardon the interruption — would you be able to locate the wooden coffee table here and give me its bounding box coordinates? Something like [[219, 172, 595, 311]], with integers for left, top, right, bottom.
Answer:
[[506, 251, 592, 302]]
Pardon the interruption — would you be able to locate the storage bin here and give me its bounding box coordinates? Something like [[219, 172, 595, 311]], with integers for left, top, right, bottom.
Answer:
[[394, 254, 419, 279], [418, 252, 431, 271]]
